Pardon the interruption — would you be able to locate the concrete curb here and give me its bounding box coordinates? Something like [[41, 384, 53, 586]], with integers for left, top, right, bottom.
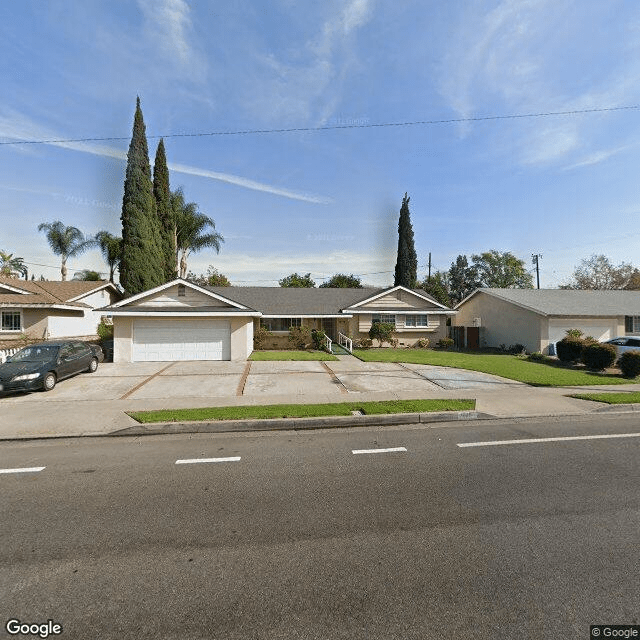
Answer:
[[593, 403, 640, 413], [109, 410, 497, 437]]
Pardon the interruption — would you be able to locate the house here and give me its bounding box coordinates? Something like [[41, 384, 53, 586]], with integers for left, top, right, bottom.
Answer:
[[454, 288, 640, 354], [102, 279, 456, 362], [0, 277, 122, 343]]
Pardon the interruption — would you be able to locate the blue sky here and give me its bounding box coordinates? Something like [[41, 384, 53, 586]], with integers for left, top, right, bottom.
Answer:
[[2, 0, 640, 287]]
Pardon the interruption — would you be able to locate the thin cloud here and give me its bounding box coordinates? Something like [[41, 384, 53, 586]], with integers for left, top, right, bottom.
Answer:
[[562, 145, 631, 171], [0, 108, 330, 204]]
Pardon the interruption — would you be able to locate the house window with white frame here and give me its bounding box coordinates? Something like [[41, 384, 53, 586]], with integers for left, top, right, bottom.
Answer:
[[261, 317, 302, 332], [1, 310, 21, 332], [371, 314, 395, 327], [404, 314, 429, 327], [625, 316, 640, 333]]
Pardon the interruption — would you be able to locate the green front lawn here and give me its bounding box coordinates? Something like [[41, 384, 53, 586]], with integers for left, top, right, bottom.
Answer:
[[570, 392, 640, 404], [353, 348, 634, 387], [128, 398, 475, 424], [250, 350, 337, 361]]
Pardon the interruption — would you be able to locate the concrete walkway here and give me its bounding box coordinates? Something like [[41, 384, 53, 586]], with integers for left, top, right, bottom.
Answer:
[[2, 355, 640, 440]]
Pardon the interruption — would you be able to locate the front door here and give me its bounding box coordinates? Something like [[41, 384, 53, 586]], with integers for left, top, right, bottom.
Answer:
[[466, 326, 479, 349], [321, 318, 336, 339]]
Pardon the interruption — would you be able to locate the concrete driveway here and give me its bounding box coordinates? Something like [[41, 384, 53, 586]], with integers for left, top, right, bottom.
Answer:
[[0, 355, 522, 404]]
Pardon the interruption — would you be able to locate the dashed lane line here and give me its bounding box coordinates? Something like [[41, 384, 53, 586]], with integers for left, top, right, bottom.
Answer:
[[457, 432, 640, 448], [352, 447, 407, 455], [0, 467, 46, 474], [175, 456, 241, 465]]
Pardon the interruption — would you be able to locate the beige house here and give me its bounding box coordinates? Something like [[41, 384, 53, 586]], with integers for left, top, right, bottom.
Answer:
[[102, 279, 456, 362], [454, 288, 640, 354], [0, 277, 121, 343]]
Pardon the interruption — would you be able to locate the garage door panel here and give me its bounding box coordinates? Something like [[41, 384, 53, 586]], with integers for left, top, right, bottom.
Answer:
[[548, 319, 617, 345], [133, 319, 230, 361]]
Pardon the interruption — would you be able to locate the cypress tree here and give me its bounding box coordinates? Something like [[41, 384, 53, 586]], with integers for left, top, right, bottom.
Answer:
[[394, 192, 418, 288], [153, 138, 176, 281], [120, 97, 164, 295]]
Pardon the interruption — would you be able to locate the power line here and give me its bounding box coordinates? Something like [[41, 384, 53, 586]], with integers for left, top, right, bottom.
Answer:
[[1, 105, 638, 146]]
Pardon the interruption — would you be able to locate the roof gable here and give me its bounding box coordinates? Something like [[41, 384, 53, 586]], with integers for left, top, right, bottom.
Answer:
[[345, 285, 451, 311]]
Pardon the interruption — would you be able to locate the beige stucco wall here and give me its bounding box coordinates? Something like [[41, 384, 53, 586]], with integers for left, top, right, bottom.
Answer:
[[229, 317, 252, 361], [113, 317, 133, 363], [455, 293, 543, 352], [0, 308, 49, 342]]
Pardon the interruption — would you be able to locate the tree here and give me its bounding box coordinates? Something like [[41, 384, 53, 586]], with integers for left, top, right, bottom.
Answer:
[[448, 255, 481, 304], [153, 138, 176, 282], [73, 269, 102, 281], [171, 188, 224, 279], [37, 221, 92, 281], [419, 271, 452, 307], [471, 250, 534, 289], [186, 266, 231, 287], [120, 97, 165, 295], [91, 231, 122, 284], [279, 272, 316, 287], [561, 254, 640, 289], [0, 250, 28, 278], [319, 273, 362, 288], [394, 193, 418, 288]]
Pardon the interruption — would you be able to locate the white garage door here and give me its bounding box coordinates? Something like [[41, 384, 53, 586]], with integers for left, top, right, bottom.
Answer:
[[133, 318, 231, 361], [548, 318, 617, 345]]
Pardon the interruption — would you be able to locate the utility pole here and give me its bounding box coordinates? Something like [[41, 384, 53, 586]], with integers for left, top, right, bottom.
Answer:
[[427, 252, 432, 283], [532, 254, 542, 289]]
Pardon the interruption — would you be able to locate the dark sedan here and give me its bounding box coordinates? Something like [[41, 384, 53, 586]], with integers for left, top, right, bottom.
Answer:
[[0, 341, 103, 393]]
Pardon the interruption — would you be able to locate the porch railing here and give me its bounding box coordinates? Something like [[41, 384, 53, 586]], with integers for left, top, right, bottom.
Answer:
[[324, 334, 332, 353], [338, 332, 353, 353]]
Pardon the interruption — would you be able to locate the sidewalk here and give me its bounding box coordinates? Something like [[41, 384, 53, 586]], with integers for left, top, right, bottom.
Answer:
[[2, 382, 639, 440]]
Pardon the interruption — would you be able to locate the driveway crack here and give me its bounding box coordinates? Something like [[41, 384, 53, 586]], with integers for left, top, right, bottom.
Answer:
[[119, 362, 177, 400]]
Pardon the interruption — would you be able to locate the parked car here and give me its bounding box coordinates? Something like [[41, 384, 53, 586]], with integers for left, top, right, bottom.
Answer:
[[604, 336, 640, 356], [0, 341, 103, 393]]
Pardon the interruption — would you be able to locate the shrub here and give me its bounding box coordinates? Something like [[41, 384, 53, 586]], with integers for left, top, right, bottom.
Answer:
[[618, 351, 640, 378], [311, 329, 327, 350], [253, 326, 272, 349], [288, 325, 311, 349], [528, 352, 547, 362], [97, 319, 113, 342], [555, 336, 584, 363], [357, 338, 373, 349], [369, 322, 397, 347], [580, 342, 617, 371], [565, 328, 584, 339], [436, 337, 454, 349], [507, 343, 527, 355], [414, 338, 430, 349]]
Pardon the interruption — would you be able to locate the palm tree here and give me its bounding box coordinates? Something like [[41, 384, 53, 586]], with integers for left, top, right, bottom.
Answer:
[[0, 250, 28, 278], [171, 189, 224, 279], [37, 221, 92, 281], [91, 231, 123, 284]]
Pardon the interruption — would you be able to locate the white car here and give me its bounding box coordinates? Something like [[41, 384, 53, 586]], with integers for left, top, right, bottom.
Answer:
[[604, 336, 640, 356]]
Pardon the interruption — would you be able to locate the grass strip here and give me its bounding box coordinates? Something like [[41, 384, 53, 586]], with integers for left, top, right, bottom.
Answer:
[[128, 398, 476, 424], [249, 350, 338, 361], [569, 391, 640, 404], [353, 349, 633, 387]]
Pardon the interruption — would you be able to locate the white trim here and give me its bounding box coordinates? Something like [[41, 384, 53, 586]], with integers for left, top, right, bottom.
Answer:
[[261, 314, 353, 318], [108, 310, 260, 317], [0, 282, 32, 294], [0, 303, 87, 311], [107, 278, 250, 310], [66, 282, 120, 303], [347, 285, 451, 310], [346, 309, 456, 315], [454, 288, 546, 316]]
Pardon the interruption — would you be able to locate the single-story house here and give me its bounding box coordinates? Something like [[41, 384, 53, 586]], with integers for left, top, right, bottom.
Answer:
[[102, 279, 456, 362], [0, 277, 122, 343], [454, 288, 640, 354]]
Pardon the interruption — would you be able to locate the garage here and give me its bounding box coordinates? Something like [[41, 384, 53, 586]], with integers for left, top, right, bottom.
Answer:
[[132, 318, 231, 362], [548, 318, 618, 345]]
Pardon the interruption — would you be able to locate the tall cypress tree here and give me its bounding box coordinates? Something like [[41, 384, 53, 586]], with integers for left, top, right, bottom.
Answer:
[[120, 97, 164, 296], [153, 138, 176, 281], [394, 192, 418, 288]]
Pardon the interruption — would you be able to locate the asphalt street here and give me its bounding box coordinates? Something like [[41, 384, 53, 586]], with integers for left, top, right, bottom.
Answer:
[[1, 414, 639, 639]]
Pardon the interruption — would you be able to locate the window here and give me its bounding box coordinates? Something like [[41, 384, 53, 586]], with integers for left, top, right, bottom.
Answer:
[[261, 318, 302, 332], [178, 284, 186, 297], [371, 314, 395, 327], [626, 316, 640, 333], [405, 314, 429, 327], [1, 310, 21, 331]]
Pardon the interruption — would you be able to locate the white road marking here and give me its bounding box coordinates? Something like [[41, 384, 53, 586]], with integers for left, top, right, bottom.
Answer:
[[175, 457, 241, 465], [0, 466, 46, 474], [457, 432, 640, 448], [352, 447, 407, 455]]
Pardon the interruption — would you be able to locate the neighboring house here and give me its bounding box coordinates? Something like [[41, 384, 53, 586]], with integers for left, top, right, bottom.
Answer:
[[102, 279, 456, 362], [0, 277, 122, 343], [454, 288, 640, 354]]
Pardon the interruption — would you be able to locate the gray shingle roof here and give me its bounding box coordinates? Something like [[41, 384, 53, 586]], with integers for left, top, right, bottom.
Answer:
[[469, 288, 640, 316]]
